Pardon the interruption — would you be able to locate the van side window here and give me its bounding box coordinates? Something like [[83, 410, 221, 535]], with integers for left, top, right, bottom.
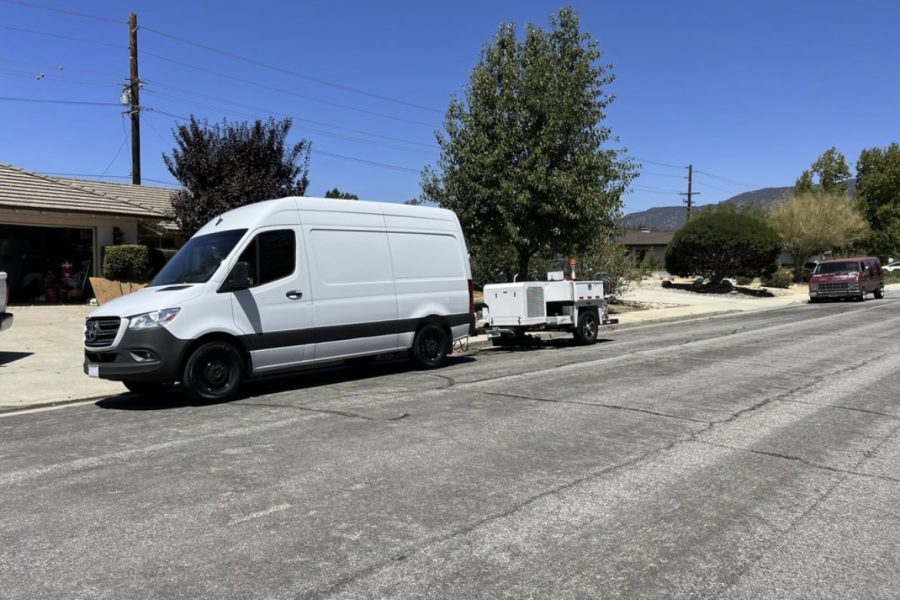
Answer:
[[238, 230, 296, 286]]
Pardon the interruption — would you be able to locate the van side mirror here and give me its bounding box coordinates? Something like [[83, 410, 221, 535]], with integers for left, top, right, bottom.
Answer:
[[221, 261, 253, 292]]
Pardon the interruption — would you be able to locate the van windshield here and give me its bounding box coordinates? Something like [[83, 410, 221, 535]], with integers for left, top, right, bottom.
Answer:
[[814, 261, 860, 275], [150, 229, 247, 286]]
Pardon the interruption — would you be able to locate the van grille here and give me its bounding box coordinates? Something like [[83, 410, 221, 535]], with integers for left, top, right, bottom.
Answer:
[[85, 317, 121, 348], [819, 282, 850, 292]]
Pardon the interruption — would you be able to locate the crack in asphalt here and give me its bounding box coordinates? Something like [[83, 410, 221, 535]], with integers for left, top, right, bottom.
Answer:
[[479, 389, 711, 424], [234, 402, 409, 422], [695, 440, 900, 485]]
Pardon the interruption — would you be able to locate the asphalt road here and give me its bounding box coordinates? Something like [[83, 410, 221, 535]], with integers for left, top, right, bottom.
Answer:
[[2, 295, 899, 599]]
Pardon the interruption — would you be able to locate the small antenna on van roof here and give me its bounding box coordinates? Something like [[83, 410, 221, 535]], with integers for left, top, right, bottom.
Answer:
[[215, 216, 223, 226]]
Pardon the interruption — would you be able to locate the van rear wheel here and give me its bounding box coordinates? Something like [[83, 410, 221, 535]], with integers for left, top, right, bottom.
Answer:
[[182, 341, 244, 401], [411, 323, 449, 369], [874, 285, 884, 299]]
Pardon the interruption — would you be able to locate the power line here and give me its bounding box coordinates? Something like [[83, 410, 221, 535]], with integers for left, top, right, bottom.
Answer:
[[0, 95, 120, 106], [141, 109, 424, 176], [0, 57, 121, 79], [141, 25, 442, 114], [633, 156, 685, 170], [0, 0, 123, 24], [0, 24, 122, 49], [142, 87, 437, 152], [313, 150, 421, 174], [141, 51, 438, 128], [98, 115, 130, 179], [693, 169, 762, 189]]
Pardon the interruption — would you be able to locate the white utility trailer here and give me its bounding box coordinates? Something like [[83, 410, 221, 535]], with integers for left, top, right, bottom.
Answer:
[[481, 272, 617, 346]]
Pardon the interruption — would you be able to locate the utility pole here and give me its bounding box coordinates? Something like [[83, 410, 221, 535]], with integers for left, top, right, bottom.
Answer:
[[679, 164, 699, 220], [128, 12, 141, 185]]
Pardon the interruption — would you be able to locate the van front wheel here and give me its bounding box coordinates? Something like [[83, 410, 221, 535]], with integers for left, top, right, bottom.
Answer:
[[411, 323, 449, 369], [182, 341, 244, 401]]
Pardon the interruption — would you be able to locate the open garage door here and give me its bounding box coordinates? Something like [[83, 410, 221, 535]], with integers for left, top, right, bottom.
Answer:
[[0, 224, 94, 303]]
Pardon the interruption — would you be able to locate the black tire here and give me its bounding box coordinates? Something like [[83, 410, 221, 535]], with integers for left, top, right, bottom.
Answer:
[[123, 381, 172, 396], [858, 290, 866, 302], [410, 323, 449, 369], [809, 297, 820, 304], [874, 285, 884, 299], [574, 310, 599, 345], [182, 341, 244, 401]]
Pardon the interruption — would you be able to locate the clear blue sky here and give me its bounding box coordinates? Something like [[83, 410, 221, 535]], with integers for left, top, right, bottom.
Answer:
[[2, 0, 898, 215]]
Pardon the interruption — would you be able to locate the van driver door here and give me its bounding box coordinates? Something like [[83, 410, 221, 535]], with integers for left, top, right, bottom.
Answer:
[[228, 226, 313, 373]]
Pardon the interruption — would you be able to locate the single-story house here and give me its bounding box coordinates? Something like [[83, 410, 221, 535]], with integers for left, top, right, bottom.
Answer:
[[617, 230, 675, 266], [0, 162, 180, 302]]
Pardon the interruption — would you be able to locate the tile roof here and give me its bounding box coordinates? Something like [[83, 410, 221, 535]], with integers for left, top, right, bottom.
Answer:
[[0, 163, 175, 220]]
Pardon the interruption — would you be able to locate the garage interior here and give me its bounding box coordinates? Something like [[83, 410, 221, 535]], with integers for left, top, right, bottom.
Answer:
[[0, 224, 94, 303]]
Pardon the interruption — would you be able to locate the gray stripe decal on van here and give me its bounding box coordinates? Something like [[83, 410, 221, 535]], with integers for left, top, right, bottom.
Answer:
[[239, 313, 474, 351]]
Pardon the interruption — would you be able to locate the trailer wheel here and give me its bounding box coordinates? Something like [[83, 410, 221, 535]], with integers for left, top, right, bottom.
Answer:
[[574, 310, 599, 345], [182, 341, 244, 401], [410, 322, 449, 368]]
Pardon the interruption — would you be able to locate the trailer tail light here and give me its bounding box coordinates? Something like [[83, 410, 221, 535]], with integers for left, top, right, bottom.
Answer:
[[468, 279, 475, 313]]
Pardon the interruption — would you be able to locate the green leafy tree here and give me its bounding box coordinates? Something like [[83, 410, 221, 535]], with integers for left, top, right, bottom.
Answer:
[[324, 188, 359, 200], [665, 205, 782, 285], [856, 143, 900, 258], [768, 191, 868, 280], [794, 170, 814, 195], [421, 7, 636, 282], [795, 147, 851, 195], [164, 116, 311, 236]]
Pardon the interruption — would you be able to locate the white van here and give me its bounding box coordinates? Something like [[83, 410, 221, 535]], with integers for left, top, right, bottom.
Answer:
[[83, 197, 474, 400]]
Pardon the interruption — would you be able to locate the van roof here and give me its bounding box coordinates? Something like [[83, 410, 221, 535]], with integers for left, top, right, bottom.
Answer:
[[194, 196, 458, 236]]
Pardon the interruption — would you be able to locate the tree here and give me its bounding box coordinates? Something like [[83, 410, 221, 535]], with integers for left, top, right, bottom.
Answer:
[[794, 170, 814, 195], [164, 116, 311, 236], [768, 191, 868, 280], [420, 8, 636, 282], [665, 205, 782, 285], [856, 142, 900, 259], [324, 188, 359, 200], [795, 147, 851, 195]]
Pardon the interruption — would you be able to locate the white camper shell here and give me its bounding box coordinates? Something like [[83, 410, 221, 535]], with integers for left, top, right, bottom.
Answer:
[[84, 197, 474, 400]]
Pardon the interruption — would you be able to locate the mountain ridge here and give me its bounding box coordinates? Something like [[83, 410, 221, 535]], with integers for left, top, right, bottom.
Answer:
[[622, 180, 858, 231]]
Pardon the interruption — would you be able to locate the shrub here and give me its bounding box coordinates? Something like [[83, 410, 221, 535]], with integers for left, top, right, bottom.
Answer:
[[735, 275, 754, 286], [103, 245, 150, 282], [763, 267, 794, 289], [147, 247, 178, 279], [665, 205, 782, 284]]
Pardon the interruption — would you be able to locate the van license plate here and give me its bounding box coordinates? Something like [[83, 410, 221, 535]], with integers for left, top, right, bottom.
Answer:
[[88, 364, 99, 378]]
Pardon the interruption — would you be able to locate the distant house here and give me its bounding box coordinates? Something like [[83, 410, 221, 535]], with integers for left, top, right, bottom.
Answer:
[[617, 230, 675, 266], [0, 162, 179, 302]]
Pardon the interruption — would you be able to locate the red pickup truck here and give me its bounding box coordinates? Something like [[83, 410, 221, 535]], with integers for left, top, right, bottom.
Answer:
[[808, 257, 884, 302]]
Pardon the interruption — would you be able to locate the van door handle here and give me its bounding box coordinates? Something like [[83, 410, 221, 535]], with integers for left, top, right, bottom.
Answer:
[[285, 290, 303, 300]]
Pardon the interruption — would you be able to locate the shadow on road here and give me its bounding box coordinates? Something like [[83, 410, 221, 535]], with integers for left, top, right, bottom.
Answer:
[[0, 351, 34, 367], [95, 354, 476, 411]]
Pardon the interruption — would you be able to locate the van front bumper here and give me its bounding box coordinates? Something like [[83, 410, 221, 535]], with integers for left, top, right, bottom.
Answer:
[[84, 327, 189, 383]]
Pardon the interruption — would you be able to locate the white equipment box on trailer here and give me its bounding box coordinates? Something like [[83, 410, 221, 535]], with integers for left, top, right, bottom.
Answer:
[[482, 275, 617, 346]]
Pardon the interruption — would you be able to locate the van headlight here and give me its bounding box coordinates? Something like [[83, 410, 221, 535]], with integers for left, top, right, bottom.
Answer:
[[128, 308, 181, 329]]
